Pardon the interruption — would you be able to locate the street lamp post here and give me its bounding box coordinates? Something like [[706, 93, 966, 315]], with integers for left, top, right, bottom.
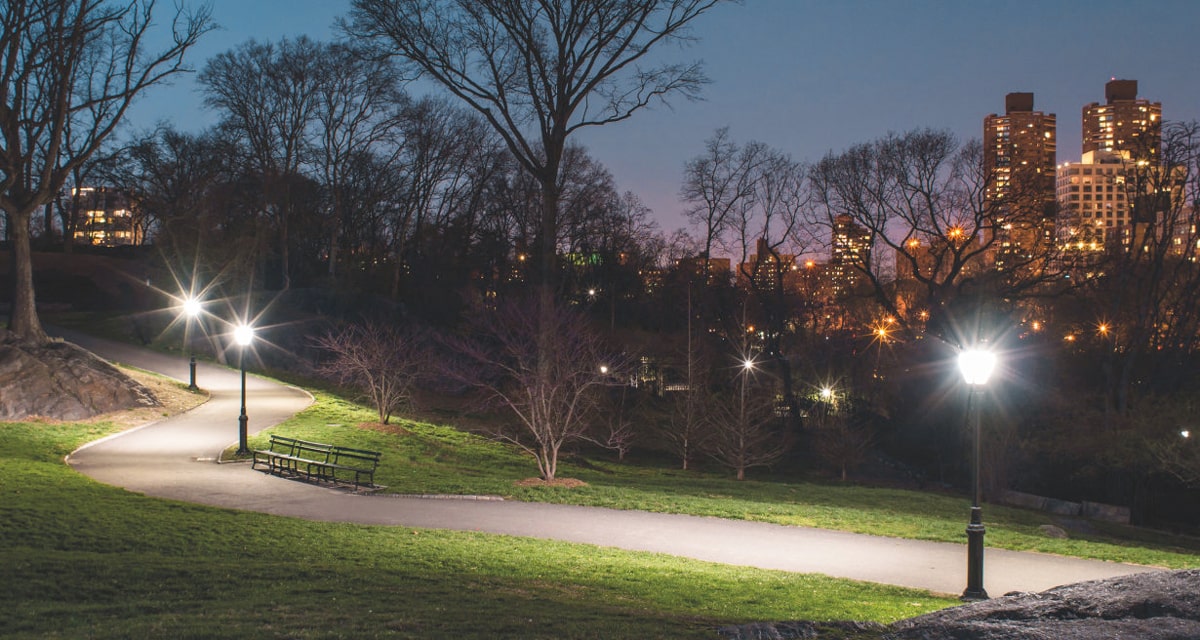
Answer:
[[958, 347, 996, 601], [183, 296, 201, 390], [234, 323, 255, 456]]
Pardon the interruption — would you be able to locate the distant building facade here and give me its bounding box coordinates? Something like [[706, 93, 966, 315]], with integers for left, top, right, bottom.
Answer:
[[828, 215, 871, 297], [983, 92, 1057, 272], [737, 238, 796, 293], [1057, 80, 1165, 258], [1082, 79, 1161, 163], [1056, 150, 1131, 249], [69, 186, 141, 246]]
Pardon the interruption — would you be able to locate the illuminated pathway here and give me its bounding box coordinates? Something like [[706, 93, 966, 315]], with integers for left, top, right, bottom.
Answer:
[[60, 330, 1158, 597]]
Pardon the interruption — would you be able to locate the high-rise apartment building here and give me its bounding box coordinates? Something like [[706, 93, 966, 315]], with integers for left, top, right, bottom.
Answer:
[[828, 215, 871, 297], [983, 92, 1057, 272], [1082, 79, 1161, 162], [737, 237, 795, 293], [1056, 150, 1130, 249], [1058, 80, 1165, 255]]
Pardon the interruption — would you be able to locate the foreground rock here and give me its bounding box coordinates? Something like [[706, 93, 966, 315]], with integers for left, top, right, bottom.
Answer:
[[720, 569, 1200, 640], [0, 331, 159, 420]]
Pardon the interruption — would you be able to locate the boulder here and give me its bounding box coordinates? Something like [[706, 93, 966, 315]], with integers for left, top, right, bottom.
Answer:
[[719, 570, 1200, 640], [888, 569, 1200, 640], [0, 331, 159, 420]]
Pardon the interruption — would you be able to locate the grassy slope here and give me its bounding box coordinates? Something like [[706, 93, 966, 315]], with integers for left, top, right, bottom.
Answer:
[[259, 393, 1200, 570], [1, 390, 955, 639]]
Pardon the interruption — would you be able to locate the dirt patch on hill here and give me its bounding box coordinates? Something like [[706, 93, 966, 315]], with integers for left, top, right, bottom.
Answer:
[[91, 367, 209, 428], [358, 421, 411, 436], [515, 477, 589, 488]]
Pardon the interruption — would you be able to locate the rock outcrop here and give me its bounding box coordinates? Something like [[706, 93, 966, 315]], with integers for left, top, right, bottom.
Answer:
[[720, 569, 1200, 640], [0, 331, 159, 420]]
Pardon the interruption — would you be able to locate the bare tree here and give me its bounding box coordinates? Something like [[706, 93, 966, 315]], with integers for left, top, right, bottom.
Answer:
[[681, 127, 764, 282], [443, 299, 620, 481], [808, 402, 873, 482], [347, 0, 724, 306], [705, 385, 787, 481], [728, 143, 813, 422], [808, 130, 1003, 339], [200, 36, 323, 290], [311, 43, 407, 280], [592, 386, 639, 462], [313, 322, 425, 425], [0, 0, 212, 342], [1075, 121, 1200, 415]]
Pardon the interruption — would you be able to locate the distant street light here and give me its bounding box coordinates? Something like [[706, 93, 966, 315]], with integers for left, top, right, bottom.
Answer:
[[183, 296, 201, 390], [234, 323, 255, 456], [958, 346, 996, 601]]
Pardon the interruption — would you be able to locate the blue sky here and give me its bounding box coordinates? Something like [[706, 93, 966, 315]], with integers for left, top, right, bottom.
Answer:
[[127, 0, 1200, 233]]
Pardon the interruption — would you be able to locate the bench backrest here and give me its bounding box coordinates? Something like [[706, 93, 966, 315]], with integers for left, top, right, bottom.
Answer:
[[331, 445, 382, 469], [266, 434, 379, 468], [268, 435, 334, 462]]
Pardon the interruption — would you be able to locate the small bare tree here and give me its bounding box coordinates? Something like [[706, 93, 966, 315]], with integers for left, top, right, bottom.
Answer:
[[313, 322, 424, 425], [444, 299, 618, 481], [705, 386, 788, 481], [810, 410, 873, 482], [659, 386, 713, 470]]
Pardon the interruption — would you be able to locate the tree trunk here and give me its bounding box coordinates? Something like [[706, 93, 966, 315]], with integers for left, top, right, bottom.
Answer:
[[6, 208, 49, 343], [279, 205, 291, 290]]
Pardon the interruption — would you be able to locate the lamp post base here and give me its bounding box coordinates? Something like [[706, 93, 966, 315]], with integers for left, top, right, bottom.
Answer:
[[962, 507, 988, 601], [188, 355, 198, 391], [237, 412, 249, 456]]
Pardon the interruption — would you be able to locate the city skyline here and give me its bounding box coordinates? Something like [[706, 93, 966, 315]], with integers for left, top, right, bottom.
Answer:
[[126, 0, 1200, 233]]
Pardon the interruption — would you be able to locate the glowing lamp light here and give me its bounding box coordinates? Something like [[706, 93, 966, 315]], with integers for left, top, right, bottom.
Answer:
[[743, 358, 755, 371], [183, 297, 202, 318], [820, 387, 833, 400], [599, 365, 609, 375], [235, 324, 255, 347], [958, 349, 997, 386]]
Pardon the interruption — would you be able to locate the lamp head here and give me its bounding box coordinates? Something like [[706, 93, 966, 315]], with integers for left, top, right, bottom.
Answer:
[[183, 297, 201, 318], [234, 324, 255, 347], [958, 349, 997, 386]]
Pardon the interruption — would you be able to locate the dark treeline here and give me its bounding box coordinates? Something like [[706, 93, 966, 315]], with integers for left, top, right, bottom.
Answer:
[[10, 5, 1200, 527]]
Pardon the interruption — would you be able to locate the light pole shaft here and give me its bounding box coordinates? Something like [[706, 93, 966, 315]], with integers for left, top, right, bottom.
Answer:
[[963, 386, 988, 600], [236, 349, 249, 455]]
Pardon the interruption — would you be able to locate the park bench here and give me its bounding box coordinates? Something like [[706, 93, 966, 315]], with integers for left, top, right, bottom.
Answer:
[[251, 434, 382, 490]]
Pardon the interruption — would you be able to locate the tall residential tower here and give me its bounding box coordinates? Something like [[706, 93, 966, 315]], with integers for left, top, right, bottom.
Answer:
[[983, 92, 1057, 271], [1082, 79, 1161, 162]]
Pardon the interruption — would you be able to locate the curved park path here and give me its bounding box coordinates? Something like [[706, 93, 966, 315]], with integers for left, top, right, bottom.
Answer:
[[60, 330, 1158, 597]]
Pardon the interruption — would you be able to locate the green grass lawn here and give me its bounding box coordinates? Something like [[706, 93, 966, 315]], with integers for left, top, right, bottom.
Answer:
[[1, 408, 956, 639], [251, 393, 1200, 570]]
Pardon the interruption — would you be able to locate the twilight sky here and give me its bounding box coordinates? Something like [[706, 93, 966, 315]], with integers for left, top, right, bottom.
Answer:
[[126, 0, 1200, 234]]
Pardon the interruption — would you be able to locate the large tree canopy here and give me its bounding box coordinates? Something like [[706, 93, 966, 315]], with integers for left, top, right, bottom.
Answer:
[[346, 0, 726, 299], [0, 0, 212, 342]]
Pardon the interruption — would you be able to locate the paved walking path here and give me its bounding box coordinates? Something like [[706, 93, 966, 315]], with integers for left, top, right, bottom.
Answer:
[[59, 329, 1159, 597]]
